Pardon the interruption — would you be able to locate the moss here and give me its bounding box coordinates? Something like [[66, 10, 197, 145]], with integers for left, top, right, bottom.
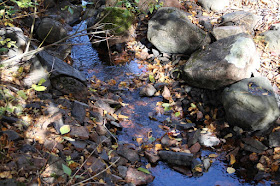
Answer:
[[100, 7, 135, 35]]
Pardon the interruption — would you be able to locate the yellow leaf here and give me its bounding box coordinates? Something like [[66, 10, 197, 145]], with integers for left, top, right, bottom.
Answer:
[[0, 171, 12, 178], [155, 144, 162, 151], [118, 114, 128, 119], [230, 154, 236, 165], [209, 154, 218, 158], [227, 167, 236, 174], [136, 137, 143, 144]]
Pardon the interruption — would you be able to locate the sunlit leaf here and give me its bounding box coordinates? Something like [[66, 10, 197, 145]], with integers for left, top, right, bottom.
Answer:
[[62, 164, 72, 176], [149, 74, 155, 83], [38, 78, 46, 86], [175, 112, 180, 117], [230, 154, 236, 165], [227, 167, 235, 174], [209, 154, 218, 158], [190, 103, 196, 108], [155, 144, 162, 151], [32, 84, 47, 91], [60, 125, 71, 135], [63, 136, 75, 141], [118, 114, 128, 119], [137, 167, 150, 174], [162, 103, 170, 111]]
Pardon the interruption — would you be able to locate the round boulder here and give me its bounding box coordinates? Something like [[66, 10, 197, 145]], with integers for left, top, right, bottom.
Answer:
[[197, 0, 229, 12], [182, 33, 260, 90], [36, 18, 68, 44], [147, 7, 211, 54], [222, 76, 280, 132]]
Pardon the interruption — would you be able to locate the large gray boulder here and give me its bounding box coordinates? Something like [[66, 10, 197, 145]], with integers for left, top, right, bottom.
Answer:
[[197, 0, 229, 12], [182, 33, 260, 90], [222, 77, 280, 132], [259, 23, 280, 55], [147, 7, 211, 54], [36, 18, 68, 44], [213, 26, 245, 40], [220, 11, 260, 34]]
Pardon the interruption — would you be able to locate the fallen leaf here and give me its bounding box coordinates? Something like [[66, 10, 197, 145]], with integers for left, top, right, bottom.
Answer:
[[155, 144, 162, 151], [230, 154, 236, 165], [227, 167, 236, 174], [60, 125, 71, 135], [162, 86, 171, 100], [257, 163, 265, 171], [62, 164, 72, 176], [209, 154, 218, 158], [118, 114, 129, 119], [136, 137, 143, 144], [137, 167, 151, 174], [0, 171, 12, 178]]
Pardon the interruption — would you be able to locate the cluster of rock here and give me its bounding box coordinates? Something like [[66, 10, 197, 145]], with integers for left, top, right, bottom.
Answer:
[[147, 6, 280, 133]]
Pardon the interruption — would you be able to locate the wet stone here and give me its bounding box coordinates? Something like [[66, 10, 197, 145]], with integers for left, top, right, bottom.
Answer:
[[125, 167, 155, 185], [161, 135, 178, 148], [242, 138, 268, 153], [199, 132, 220, 147], [117, 144, 140, 164], [203, 158, 211, 171], [189, 142, 201, 154], [172, 166, 193, 176], [145, 150, 160, 164], [159, 151, 193, 166], [140, 84, 156, 97]]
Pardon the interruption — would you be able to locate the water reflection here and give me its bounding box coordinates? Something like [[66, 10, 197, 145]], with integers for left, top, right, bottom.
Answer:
[[69, 21, 266, 186]]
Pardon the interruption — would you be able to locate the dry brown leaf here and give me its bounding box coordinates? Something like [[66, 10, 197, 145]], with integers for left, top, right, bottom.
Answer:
[[230, 154, 236, 165], [162, 86, 171, 100]]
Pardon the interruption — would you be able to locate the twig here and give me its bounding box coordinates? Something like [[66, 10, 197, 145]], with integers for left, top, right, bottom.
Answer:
[[105, 31, 113, 65], [24, 0, 37, 54], [72, 157, 120, 186], [66, 137, 110, 185]]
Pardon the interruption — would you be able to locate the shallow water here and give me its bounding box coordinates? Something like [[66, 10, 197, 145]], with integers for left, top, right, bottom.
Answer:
[[69, 21, 268, 186]]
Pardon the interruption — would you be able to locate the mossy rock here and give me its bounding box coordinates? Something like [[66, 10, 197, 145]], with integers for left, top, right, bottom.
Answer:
[[100, 7, 135, 35]]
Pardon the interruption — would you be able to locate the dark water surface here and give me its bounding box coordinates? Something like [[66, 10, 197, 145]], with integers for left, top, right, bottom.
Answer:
[[69, 22, 269, 186]]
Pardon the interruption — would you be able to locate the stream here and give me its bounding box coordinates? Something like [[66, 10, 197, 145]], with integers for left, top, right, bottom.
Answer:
[[69, 21, 265, 186]]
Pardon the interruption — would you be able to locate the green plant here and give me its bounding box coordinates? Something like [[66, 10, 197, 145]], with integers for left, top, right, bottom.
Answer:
[[148, 0, 163, 14], [0, 87, 25, 117], [0, 36, 18, 53]]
